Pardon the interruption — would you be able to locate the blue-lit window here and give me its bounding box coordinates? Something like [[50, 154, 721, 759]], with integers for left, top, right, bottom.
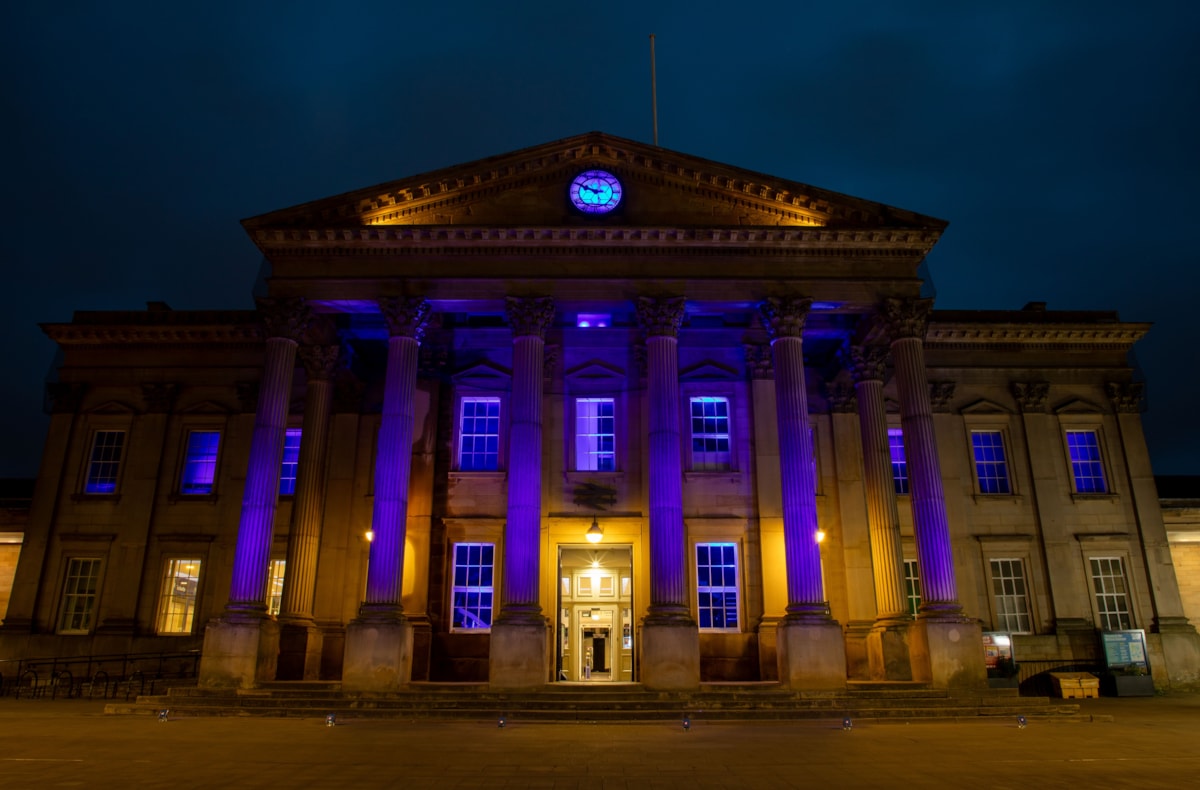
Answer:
[[904, 559, 921, 616], [279, 428, 302, 495], [971, 431, 1011, 495], [576, 398, 615, 471], [696, 543, 739, 631], [180, 430, 220, 495], [576, 313, 610, 328], [458, 398, 501, 471], [1066, 430, 1107, 494], [888, 428, 909, 495], [690, 397, 731, 471], [84, 431, 125, 494], [451, 542, 494, 630]]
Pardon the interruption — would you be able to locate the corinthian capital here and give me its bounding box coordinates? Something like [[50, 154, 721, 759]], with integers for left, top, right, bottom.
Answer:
[[1106, 381, 1145, 413], [504, 296, 555, 338], [1011, 381, 1049, 413], [758, 297, 812, 340], [378, 297, 431, 340], [744, 343, 774, 380], [880, 298, 933, 341], [258, 298, 312, 342], [824, 380, 858, 413], [636, 296, 686, 338], [299, 345, 340, 381], [841, 342, 888, 383]]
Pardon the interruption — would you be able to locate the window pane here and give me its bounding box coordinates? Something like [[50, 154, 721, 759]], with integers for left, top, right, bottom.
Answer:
[[904, 559, 921, 616], [59, 558, 103, 633], [1067, 430, 1107, 494], [85, 431, 125, 494], [459, 398, 501, 471], [888, 429, 909, 496], [180, 430, 220, 495], [696, 542, 739, 631], [266, 559, 286, 617], [1090, 557, 1132, 629], [690, 397, 731, 471], [451, 542, 495, 630], [972, 431, 1011, 495], [576, 397, 616, 471], [156, 558, 202, 634], [989, 558, 1031, 633], [279, 428, 302, 496]]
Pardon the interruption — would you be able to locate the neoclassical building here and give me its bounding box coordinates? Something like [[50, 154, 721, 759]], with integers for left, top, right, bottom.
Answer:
[[3, 132, 1198, 692]]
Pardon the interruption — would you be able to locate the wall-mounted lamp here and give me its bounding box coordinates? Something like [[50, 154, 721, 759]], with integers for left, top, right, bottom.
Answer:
[[814, 528, 827, 544], [365, 529, 375, 543], [586, 516, 603, 544]]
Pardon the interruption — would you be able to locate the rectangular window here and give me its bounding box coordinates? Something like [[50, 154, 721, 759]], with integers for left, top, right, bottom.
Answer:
[[267, 559, 286, 617], [84, 431, 125, 494], [1090, 557, 1132, 630], [156, 558, 201, 634], [180, 430, 220, 495], [458, 398, 501, 471], [990, 558, 1032, 633], [575, 398, 615, 471], [696, 543, 739, 631], [451, 542, 494, 630], [888, 429, 909, 495], [1067, 430, 1107, 494], [58, 558, 102, 634], [904, 559, 921, 616], [690, 396, 731, 471], [279, 428, 302, 495], [972, 431, 1011, 495]]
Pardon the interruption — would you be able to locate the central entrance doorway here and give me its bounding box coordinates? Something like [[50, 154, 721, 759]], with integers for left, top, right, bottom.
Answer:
[[556, 545, 633, 682]]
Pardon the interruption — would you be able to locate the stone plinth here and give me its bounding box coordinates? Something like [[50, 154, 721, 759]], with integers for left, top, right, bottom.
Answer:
[[777, 619, 847, 690], [341, 618, 413, 692], [641, 622, 700, 690], [488, 621, 549, 688], [910, 618, 987, 689], [867, 621, 914, 681], [198, 617, 280, 689], [1157, 619, 1200, 689], [276, 620, 323, 681]]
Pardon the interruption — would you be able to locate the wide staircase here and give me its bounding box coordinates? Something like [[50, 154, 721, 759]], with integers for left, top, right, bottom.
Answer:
[[106, 681, 1085, 723]]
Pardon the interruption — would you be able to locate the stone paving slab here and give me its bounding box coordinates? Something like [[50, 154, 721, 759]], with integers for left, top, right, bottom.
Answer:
[[1, 694, 1198, 788]]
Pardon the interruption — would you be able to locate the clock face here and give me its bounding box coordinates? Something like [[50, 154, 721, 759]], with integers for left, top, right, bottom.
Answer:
[[569, 170, 623, 214]]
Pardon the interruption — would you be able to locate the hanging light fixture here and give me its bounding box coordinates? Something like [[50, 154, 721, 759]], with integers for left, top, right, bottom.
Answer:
[[586, 516, 603, 544]]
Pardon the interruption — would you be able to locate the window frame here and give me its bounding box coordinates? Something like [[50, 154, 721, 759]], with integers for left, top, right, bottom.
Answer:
[[266, 558, 287, 617], [988, 557, 1033, 634], [573, 396, 617, 472], [179, 429, 222, 496], [887, 427, 909, 496], [1088, 555, 1134, 630], [903, 558, 921, 617], [57, 557, 104, 635], [969, 428, 1013, 496], [278, 427, 302, 496], [453, 393, 506, 473], [155, 557, 203, 635], [449, 541, 496, 632], [686, 394, 734, 473], [82, 429, 127, 495], [694, 541, 741, 633], [1061, 425, 1111, 496]]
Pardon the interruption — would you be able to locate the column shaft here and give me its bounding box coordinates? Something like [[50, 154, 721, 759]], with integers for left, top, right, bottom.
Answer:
[[500, 333, 545, 616], [647, 333, 687, 614]]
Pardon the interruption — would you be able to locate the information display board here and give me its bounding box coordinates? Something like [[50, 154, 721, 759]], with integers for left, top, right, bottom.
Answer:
[[1101, 629, 1150, 671]]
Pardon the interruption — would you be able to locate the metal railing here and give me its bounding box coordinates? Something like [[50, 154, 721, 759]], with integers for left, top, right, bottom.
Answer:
[[0, 650, 200, 701]]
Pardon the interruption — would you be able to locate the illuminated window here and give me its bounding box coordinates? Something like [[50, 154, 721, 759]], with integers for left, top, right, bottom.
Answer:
[[279, 428, 302, 495], [576, 313, 610, 328], [972, 431, 1011, 495], [990, 559, 1031, 633], [888, 428, 909, 495], [156, 558, 201, 634], [1090, 557, 1132, 630], [267, 559, 286, 616], [84, 431, 125, 494], [904, 559, 921, 616], [458, 398, 500, 471], [58, 558, 102, 634], [180, 430, 220, 495], [575, 398, 615, 471], [690, 397, 730, 471], [696, 543, 739, 631], [1067, 430, 1107, 493], [451, 543, 494, 630]]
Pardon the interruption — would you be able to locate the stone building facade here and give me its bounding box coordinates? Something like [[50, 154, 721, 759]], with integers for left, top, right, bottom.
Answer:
[[2, 132, 1197, 691]]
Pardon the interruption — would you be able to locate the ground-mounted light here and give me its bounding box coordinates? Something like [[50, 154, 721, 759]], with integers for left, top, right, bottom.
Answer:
[[1017, 715, 1027, 729], [498, 715, 506, 728], [842, 716, 853, 731], [326, 713, 336, 727], [682, 714, 690, 731], [158, 709, 169, 722]]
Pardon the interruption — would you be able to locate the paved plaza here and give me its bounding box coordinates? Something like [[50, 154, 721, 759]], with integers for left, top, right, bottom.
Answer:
[[1, 694, 1198, 788]]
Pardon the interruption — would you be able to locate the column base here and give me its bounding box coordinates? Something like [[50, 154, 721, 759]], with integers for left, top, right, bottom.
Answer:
[[641, 620, 700, 690], [1155, 617, 1200, 689], [489, 620, 549, 689], [276, 619, 324, 681], [867, 619, 914, 681], [756, 616, 781, 682], [341, 616, 413, 692], [777, 618, 847, 690], [910, 617, 986, 689], [198, 615, 280, 689], [844, 620, 873, 680]]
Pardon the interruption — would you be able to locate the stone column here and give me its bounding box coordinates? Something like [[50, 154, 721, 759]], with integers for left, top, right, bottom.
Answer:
[[200, 298, 310, 688], [845, 341, 913, 680], [490, 296, 555, 688], [759, 297, 845, 689], [342, 297, 430, 691], [635, 296, 699, 690], [276, 335, 339, 681], [881, 297, 984, 688]]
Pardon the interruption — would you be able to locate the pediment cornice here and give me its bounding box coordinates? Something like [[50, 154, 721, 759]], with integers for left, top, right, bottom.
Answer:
[[926, 321, 1150, 351], [42, 323, 263, 346]]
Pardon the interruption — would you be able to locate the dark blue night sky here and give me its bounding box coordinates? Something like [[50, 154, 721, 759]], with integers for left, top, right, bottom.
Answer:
[[3, 2, 1197, 477]]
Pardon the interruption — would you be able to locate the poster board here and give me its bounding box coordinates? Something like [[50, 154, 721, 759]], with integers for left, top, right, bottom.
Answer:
[[982, 632, 1013, 669], [1101, 629, 1150, 672]]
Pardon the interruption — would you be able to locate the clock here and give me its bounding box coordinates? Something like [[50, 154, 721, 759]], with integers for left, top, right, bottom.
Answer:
[[569, 170, 623, 214]]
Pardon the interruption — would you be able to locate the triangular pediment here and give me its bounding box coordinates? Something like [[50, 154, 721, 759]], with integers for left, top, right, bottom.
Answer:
[[243, 132, 945, 235], [680, 360, 739, 381], [86, 400, 137, 415], [452, 361, 511, 387], [960, 398, 1012, 415], [564, 360, 625, 381], [177, 399, 234, 415], [1054, 397, 1105, 415]]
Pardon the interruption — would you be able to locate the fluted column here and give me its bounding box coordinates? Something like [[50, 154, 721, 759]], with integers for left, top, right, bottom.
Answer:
[[759, 298, 826, 619], [360, 297, 429, 616], [844, 342, 908, 622], [497, 296, 555, 624], [636, 297, 690, 622], [227, 299, 310, 612], [881, 298, 961, 616]]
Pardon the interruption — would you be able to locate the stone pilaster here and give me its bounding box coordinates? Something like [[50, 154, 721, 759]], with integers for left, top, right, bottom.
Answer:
[[490, 296, 555, 688], [636, 296, 699, 690], [342, 296, 429, 692], [760, 297, 845, 690], [200, 297, 310, 688]]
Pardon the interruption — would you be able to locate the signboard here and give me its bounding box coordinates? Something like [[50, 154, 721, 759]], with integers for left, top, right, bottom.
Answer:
[[1101, 629, 1150, 672], [982, 632, 1013, 669]]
